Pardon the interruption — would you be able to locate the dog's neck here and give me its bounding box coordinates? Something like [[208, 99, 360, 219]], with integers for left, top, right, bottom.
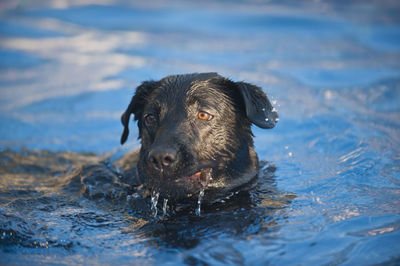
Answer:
[[207, 145, 258, 193]]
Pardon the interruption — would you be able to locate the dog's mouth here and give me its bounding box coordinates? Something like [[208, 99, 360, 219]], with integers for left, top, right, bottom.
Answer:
[[175, 168, 213, 188], [141, 164, 215, 199]]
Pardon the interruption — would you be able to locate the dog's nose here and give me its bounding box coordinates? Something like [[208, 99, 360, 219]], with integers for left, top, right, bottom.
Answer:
[[148, 147, 177, 171]]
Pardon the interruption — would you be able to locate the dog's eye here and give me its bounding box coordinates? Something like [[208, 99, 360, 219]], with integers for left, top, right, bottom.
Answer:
[[197, 111, 213, 121], [144, 114, 157, 125]]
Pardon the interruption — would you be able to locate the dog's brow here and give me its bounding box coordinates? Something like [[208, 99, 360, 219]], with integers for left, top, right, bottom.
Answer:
[[187, 80, 207, 96], [186, 87, 229, 115], [144, 101, 162, 117], [187, 82, 212, 102]]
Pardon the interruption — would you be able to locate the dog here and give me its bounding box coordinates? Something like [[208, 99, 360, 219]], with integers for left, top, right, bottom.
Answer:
[[120, 73, 278, 202]]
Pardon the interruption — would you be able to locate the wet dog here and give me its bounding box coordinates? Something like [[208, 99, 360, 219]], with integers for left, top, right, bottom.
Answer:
[[120, 73, 278, 201]]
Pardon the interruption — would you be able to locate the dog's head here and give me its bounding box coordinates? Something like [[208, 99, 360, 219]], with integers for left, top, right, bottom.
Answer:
[[121, 73, 278, 200]]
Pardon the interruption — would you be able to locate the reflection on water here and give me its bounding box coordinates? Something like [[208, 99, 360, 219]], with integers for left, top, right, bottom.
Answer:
[[1, 0, 400, 264]]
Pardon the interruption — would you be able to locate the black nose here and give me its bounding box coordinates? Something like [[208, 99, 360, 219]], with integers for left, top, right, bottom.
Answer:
[[148, 147, 177, 171]]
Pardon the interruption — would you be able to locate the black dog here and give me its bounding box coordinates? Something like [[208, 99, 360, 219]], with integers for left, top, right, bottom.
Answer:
[[121, 73, 278, 201]]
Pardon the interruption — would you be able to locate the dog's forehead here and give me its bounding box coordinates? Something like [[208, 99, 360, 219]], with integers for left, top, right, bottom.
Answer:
[[151, 73, 227, 103], [186, 79, 229, 104], [160, 73, 220, 91], [146, 75, 239, 119]]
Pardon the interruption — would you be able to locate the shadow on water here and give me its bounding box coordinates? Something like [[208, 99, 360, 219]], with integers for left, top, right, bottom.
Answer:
[[0, 148, 293, 263]]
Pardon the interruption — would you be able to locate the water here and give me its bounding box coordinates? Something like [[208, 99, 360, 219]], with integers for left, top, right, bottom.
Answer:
[[151, 191, 160, 218], [1, 0, 400, 265], [195, 189, 205, 216], [162, 198, 168, 219]]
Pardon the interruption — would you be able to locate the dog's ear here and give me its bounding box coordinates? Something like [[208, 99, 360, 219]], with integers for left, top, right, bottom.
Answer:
[[121, 81, 158, 145], [235, 82, 278, 129]]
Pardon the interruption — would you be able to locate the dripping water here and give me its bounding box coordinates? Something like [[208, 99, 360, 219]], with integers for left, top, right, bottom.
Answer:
[[162, 198, 168, 219], [195, 188, 205, 216], [151, 191, 160, 218]]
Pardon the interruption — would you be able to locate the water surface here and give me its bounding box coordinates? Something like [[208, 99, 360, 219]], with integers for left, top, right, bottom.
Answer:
[[1, 1, 400, 265]]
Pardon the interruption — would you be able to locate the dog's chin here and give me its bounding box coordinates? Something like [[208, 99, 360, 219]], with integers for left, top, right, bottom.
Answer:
[[142, 168, 213, 200]]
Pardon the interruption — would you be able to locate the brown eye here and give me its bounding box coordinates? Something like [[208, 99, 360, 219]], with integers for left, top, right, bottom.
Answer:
[[144, 114, 156, 125], [197, 111, 213, 121]]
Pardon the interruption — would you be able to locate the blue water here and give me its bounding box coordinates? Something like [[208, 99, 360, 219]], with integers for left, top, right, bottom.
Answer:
[[1, 1, 400, 265]]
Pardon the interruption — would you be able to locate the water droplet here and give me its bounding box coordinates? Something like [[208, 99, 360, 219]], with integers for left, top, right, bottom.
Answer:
[[151, 191, 160, 218], [162, 198, 168, 219], [195, 189, 205, 216]]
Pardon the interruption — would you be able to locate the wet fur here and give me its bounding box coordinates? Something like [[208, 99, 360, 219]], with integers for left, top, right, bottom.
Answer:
[[121, 73, 278, 201]]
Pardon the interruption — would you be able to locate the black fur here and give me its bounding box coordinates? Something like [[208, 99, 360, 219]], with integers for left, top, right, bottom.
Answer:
[[121, 73, 278, 200]]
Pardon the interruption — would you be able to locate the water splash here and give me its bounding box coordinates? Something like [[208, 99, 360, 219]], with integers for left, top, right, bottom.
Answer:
[[151, 191, 160, 218], [195, 189, 205, 216], [162, 198, 168, 219]]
